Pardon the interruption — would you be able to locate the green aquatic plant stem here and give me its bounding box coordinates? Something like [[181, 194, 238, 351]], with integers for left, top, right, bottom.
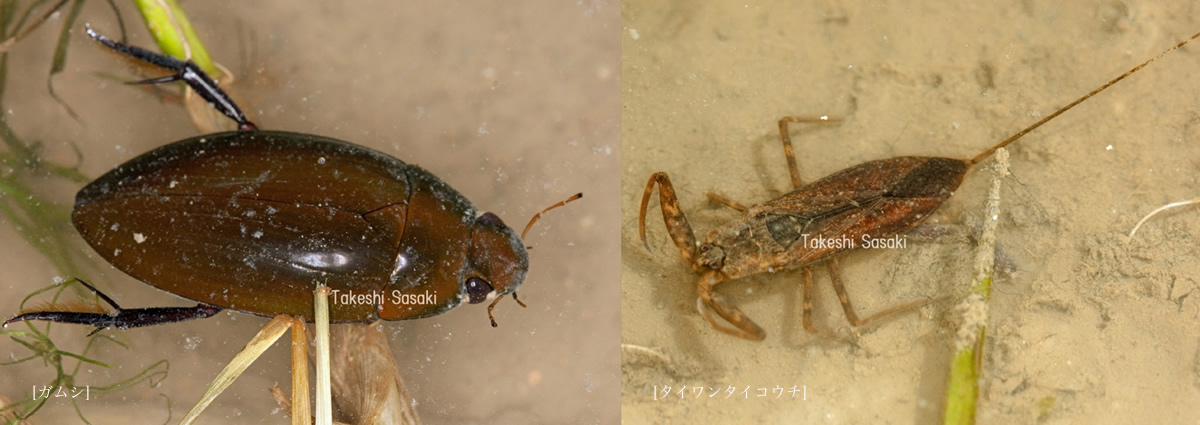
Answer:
[[131, 0, 217, 76], [943, 148, 1008, 425], [0, 2, 212, 422], [942, 277, 990, 425]]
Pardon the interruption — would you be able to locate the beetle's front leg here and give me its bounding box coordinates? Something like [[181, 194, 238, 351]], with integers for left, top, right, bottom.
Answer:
[[695, 271, 766, 341], [639, 172, 700, 268]]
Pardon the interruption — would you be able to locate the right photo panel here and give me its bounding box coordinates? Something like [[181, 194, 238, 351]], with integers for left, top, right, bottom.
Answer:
[[622, 1, 1200, 423]]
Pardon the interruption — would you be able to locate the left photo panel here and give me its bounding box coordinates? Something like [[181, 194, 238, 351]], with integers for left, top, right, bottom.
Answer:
[[0, 1, 619, 424]]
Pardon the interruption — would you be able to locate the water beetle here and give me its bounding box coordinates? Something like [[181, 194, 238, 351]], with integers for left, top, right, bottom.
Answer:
[[5, 27, 578, 331]]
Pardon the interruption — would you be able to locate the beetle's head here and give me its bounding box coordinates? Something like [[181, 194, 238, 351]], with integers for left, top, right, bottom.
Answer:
[[463, 193, 581, 327], [464, 212, 529, 325]]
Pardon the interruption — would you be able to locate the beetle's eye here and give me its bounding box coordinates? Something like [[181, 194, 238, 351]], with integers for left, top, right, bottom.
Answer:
[[477, 212, 506, 228], [466, 277, 494, 304]]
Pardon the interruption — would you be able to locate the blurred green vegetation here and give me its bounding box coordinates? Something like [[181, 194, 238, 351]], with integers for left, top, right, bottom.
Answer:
[[0, 1, 217, 422]]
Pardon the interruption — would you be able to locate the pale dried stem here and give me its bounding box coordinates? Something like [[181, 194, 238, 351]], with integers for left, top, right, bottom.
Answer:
[[954, 148, 1007, 351], [1126, 199, 1200, 244]]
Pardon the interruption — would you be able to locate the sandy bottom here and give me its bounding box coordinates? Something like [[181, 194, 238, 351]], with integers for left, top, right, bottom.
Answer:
[[1, 1, 618, 424], [622, 1, 1200, 424]]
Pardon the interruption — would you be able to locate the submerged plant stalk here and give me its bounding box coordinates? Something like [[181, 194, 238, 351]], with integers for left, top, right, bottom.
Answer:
[[943, 148, 1008, 425]]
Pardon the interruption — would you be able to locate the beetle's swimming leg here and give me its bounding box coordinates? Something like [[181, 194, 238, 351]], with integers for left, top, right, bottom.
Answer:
[[825, 258, 933, 329], [695, 271, 766, 341], [83, 24, 257, 131], [3, 279, 222, 334], [638, 172, 700, 267]]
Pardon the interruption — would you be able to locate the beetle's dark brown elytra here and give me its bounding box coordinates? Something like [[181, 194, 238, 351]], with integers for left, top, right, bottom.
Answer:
[[5, 27, 580, 332], [70, 130, 527, 323], [640, 30, 1200, 341]]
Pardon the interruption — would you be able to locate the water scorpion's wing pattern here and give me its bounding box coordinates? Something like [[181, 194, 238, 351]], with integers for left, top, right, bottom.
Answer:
[[755, 157, 966, 265]]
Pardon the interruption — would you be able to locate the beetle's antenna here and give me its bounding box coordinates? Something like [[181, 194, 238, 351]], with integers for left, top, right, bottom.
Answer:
[[496, 193, 580, 326], [487, 193, 580, 327], [521, 193, 583, 240]]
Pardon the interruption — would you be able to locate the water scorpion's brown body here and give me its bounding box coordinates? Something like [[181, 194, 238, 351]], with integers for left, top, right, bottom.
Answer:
[[699, 157, 966, 281]]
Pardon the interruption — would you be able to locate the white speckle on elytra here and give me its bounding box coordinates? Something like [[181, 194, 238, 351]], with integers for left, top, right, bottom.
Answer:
[[133, 233, 147, 244]]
